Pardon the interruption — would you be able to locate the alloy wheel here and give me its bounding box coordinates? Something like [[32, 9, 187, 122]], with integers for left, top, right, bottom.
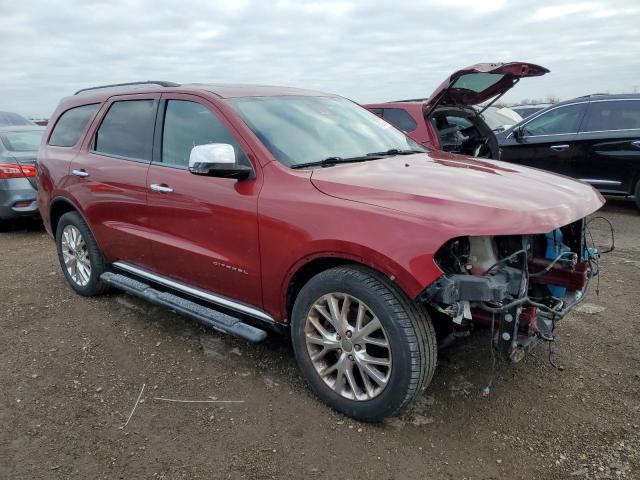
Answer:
[[61, 225, 91, 287], [304, 292, 392, 401]]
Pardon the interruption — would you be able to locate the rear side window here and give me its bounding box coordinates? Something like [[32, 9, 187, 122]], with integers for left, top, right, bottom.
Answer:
[[522, 103, 585, 136], [161, 100, 247, 168], [382, 108, 417, 132], [94, 100, 156, 161], [49, 104, 99, 147], [583, 100, 640, 132]]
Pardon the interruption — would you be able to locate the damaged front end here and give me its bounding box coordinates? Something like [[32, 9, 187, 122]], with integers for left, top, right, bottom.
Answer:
[[418, 218, 600, 362]]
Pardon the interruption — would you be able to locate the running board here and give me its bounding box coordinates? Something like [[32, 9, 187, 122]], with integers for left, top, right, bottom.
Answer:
[[100, 272, 268, 343]]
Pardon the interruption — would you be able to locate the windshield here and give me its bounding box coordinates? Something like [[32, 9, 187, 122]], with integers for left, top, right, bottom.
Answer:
[[229, 96, 424, 167], [452, 73, 504, 93], [481, 108, 520, 131], [0, 112, 34, 127], [0, 130, 44, 152]]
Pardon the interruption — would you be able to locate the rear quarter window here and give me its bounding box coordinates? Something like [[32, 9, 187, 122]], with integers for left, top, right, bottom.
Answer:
[[49, 104, 99, 147], [382, 108, 418, 132]]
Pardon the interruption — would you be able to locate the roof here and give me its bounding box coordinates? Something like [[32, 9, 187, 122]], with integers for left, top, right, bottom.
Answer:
[[70, 81, 334, 102], [560, 93, 640, 105]]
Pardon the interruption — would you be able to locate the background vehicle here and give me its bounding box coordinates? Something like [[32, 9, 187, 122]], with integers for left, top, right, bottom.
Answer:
[[0, 111, 35, 127], [38, 81, 602, 421], [498, 93, 640, 209], [478, 106, 523, 132], [364, 62, 549, 158], [0, 125, 44, 224], [511, 103, 552, 120]]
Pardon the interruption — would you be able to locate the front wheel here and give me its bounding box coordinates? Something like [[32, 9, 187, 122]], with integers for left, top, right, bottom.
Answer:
[[291, 266, 437, 422], [55, 211, 108, 296]]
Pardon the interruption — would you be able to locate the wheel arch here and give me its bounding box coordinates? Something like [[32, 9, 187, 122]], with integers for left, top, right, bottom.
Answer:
[[49, 196, 82, 235], [48, 197, 104, 253], [281, 247, 428, 322]]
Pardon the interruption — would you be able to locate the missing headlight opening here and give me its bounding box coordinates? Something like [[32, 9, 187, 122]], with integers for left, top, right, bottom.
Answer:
[[418, 217, 607, 364]]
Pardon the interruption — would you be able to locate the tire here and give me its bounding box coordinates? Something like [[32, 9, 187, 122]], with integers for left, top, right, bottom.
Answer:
[[55, 211, 108, 296], [291, 265, 437, 422], [634, 180, 640, 211]]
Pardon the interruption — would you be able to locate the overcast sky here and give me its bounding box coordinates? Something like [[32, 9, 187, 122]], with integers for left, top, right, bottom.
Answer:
[[1, 0, 639, 118]]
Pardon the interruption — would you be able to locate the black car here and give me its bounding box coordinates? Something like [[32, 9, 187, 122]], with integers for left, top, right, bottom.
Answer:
[[497, 94, 640, 209]]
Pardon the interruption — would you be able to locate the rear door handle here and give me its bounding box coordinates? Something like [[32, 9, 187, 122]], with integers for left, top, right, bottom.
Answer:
[[72, 169, 89, 177], [150, 183, 173, 193], [550, 144, 570, 152]]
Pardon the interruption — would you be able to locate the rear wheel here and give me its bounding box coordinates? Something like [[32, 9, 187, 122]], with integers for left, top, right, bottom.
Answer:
[[55, 211, 108, 296], [291, 265, 437, 422]]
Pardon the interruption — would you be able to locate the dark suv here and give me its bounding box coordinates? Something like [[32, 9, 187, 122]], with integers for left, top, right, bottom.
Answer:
[[498, 94, 640, 209], [38, 81, 603, 421]]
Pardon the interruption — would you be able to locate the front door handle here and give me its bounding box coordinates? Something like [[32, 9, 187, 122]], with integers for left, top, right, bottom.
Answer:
[[550, 144, 570, 152], [72, 169, 89, 177], [150, 183, 173, 193]]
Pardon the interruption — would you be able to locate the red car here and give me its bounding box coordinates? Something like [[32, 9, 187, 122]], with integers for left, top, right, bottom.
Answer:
[[38, 81, 603, 421], [364, 62, 549, 158]]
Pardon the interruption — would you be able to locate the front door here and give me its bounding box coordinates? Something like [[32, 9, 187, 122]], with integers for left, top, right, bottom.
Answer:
[[499, 102, 587, 176], [145, 94, 263, 309], [67, 95, 158, 267]]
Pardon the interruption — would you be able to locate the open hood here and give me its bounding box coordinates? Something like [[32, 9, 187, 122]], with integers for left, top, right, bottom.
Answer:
[[425, 62, 549, 116]]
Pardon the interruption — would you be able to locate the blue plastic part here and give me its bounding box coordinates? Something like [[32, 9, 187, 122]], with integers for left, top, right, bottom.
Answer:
[[545, 229, 570, 298], [585, 246, 598, 259]]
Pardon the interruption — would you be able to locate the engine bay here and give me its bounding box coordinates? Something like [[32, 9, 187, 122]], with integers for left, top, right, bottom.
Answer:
[[419, 218, 602, 363]]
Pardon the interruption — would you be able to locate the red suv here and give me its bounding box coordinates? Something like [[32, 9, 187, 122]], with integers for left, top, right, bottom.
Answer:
[[364, 62, 549, 158], [38, 81, 603, 421]]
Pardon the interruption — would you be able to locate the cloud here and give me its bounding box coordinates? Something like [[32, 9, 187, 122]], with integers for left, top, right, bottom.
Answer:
[[1, 0, 639, 117]]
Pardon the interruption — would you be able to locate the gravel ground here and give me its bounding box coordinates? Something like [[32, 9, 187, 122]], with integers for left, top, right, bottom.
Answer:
[[1, 199, 639, 479]]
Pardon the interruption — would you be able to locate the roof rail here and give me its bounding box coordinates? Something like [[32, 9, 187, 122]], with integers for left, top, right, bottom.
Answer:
[[389, 98, 429, 103], [74, 81, 180, 95], [576, 93, 609, 99]]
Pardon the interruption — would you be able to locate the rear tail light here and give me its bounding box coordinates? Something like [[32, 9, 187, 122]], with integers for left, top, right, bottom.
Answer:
[[0, 163, 36, 179]]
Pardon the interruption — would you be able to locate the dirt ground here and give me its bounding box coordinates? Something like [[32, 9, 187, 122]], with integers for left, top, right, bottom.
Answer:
[[1, 199, 639, 480]]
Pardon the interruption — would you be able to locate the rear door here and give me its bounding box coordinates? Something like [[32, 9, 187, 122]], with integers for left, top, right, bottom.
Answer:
[[67, 94, 158, 267], [499, 102, 587, 175], [144, 94, 263, 308], [571, 99, 640, 194]]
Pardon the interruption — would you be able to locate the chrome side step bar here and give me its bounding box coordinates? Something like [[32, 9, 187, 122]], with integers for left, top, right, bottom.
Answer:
[[101, 272, 267, 343], [112, 261, 275, 324]]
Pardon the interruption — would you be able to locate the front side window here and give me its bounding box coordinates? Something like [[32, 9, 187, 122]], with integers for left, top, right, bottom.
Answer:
[[229, 96, 424, 167], [1, 130, 44, 152], [583, 100, 640, 132], [161, 100, 248, 168], [522, 104, 585, 136], [94, 100, 156, 161], [383, 108, 417, 132], [49, 103, 99, 147]]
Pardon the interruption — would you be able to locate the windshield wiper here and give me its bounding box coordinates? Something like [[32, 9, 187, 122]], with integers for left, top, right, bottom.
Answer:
[[290, 156, 379, 169], [290, 149, 425, 170], [365, 148, 425, 157]]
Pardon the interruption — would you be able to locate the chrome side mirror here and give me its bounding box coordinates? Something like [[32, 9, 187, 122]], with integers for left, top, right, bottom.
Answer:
[[188, 143, 253, 180]]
